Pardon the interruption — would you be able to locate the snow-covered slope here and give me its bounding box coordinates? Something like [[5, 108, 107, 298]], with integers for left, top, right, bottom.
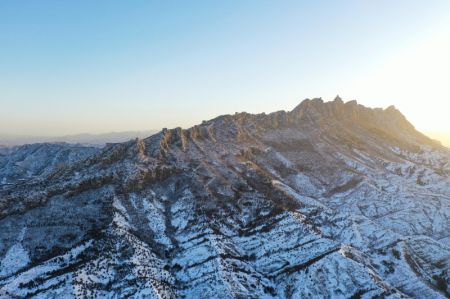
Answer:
[[0, 143, 98, 186], [0, 98, 449, 298]]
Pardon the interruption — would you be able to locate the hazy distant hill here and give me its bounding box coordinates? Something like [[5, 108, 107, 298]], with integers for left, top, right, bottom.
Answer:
[[0, 130, 157, 147]]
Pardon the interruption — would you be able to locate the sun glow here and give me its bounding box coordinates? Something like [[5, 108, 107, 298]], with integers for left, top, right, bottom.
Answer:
[[341, 20, 450, 134]]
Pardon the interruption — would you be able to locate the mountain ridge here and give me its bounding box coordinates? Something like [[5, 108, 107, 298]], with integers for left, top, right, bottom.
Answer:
[[0, 99, 449, 298], [157, 97, 438, 148], [0, 130, 157, 147]]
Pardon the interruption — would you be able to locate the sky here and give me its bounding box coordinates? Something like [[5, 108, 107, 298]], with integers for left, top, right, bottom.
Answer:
[[1, 0, 449, 136]]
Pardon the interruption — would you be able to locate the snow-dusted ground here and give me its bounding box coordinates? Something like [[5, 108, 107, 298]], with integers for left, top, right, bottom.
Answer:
[[0, 98, 449, 298]]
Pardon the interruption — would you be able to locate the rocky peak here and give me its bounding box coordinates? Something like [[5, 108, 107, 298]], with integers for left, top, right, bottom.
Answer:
[[287, 98, 437, 147], [333, 95, 344, 104]]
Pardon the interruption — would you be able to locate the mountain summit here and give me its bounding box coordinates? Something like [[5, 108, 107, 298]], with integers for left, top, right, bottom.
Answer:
[[1, 99, 449, 298]]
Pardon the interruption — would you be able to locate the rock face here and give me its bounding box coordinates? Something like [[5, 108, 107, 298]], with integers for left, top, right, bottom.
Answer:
[[0, 98, 449, 298]]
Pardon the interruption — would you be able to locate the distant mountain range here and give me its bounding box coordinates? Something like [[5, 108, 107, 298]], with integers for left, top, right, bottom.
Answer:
[[0, 98, 449, 298], [0, 131, 157, 147]]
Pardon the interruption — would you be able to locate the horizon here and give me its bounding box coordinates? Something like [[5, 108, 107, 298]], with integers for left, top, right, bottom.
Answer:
[[1, 1, 449, 136], [1, 98, 449, 148], [0, 97, 422, 136]]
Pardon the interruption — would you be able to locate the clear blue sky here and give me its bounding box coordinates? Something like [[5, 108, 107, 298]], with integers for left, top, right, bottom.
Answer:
[[1, 0, 449, 135]]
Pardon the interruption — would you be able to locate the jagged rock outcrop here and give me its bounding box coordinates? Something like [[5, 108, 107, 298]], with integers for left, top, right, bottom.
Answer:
[[0, 98, 449, 298]]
